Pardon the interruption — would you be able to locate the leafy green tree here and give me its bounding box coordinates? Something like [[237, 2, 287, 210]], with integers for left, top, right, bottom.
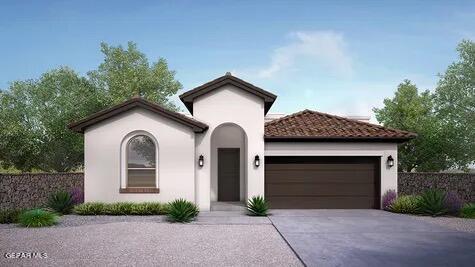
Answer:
[[0, 67, 107, 172], [373, 80, 449, 172], [88, 42, 182, 110], [0, 41, 182, 172], [434, 40, 475, 170]]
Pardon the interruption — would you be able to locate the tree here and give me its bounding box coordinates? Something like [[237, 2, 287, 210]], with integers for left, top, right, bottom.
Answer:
[[434, 40, 475, 170], [0, 41, 182, 172], [88, 42, 182, 110], [0, 67, 107, 172], [373, 80, 449, 172]]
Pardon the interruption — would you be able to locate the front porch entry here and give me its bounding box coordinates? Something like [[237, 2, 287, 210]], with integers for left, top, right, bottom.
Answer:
[[210, 123, 248, 205]]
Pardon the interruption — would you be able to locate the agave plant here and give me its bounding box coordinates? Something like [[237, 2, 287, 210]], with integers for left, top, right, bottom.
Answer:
[[166, 199, 199, 223], [247, 195, 269, 216], [419, 189, 448, 216], [19, 209, 58, 228], [48, 191, 74, 214]]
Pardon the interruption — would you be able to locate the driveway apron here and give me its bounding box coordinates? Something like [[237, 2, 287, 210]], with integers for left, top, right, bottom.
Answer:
[[269, 210, 475, 267]]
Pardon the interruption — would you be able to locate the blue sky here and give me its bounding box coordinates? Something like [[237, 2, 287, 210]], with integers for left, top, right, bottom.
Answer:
[[1, 1, 474, 120]]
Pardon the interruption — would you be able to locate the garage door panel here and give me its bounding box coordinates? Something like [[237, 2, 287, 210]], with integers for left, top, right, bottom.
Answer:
[[265, 156, 380, 209], [265, 170, 374, 184], [266, 183, 375, 197], [266, 171, 374, 184], [266, 163, 375, 171], [266, 196, 375, 209]]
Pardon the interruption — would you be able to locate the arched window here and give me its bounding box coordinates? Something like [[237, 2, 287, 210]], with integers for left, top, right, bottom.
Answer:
[[127, 135, 156, 187]]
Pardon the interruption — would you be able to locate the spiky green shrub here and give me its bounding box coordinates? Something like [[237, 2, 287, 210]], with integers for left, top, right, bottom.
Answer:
[[48, 191, 74, 214], [247, 196, 269, 216], [166, 199, 199, 222], [460, 203, 475, 219], [130, 202, 163, 215], [73, 202, 106, 215], [104, 202, 134, 215], [0, 209, 23, 224], [18, 209, 58, 227], [419, 189, 448, 216], [389, 195, 421, 214]]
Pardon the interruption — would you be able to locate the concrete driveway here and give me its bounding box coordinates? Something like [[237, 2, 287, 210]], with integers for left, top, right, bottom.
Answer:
[[269, 210, 475, 267], [0, 213, 302, 266]]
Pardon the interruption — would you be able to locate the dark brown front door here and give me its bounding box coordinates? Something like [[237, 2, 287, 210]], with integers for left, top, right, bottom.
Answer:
[[265, 156, 380, 209], [218, 148, 240, 201]]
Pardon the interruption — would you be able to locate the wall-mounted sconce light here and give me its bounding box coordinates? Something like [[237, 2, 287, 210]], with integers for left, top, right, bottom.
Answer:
[[254, 155, 260, 167], [198, 155, 204, 167], [387, 155, 394, 168]]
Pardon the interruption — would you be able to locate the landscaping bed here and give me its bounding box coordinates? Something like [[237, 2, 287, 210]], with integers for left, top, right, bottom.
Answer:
[[382, 188, 475, 222]]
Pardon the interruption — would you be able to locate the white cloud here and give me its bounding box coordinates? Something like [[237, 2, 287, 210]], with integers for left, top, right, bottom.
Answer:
[[257, 31, 353, 78]]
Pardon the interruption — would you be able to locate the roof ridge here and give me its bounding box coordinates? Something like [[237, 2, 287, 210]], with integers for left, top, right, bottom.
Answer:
[[289, 108, 416, 136], [264, 109, 311, 126], [179, 74, 276, 99]]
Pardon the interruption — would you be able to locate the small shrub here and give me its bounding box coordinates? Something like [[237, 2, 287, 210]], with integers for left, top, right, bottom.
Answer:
[[0, 209, 23, 224], [70, 187, 84, 205], [130, 202, 163, 215], [74, 202, 167, 215], [48, 191, 74, 214], [73, 202, 106, 215], [443, 191, 463, 215], [382, 189, 397, 211], [105, 202, 134, 215], [18, 209, 58, 227], [247, 195, 269, 216], [166, 199, 199, 222], [419, 189, 448, 216], [390, 195, 421, 214], [460, 203, 475, 219]]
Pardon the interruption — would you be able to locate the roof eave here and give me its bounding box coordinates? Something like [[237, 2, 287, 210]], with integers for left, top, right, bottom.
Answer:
[[179, 75, 277, 115], [264, 136, 416, 143], [68, 99, 208, 134]]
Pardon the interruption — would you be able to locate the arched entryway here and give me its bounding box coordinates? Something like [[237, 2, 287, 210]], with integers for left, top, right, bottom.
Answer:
[[210, 123, 248, 202]]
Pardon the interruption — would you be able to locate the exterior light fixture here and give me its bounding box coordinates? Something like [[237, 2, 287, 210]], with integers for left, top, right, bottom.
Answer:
[[254, 155, 260, 167], [198, 155, 204, 167], [387, 155, 394, 168]]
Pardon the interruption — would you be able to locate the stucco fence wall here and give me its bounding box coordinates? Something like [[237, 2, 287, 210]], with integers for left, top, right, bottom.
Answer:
[[0, 173, 83, 210], [398, 172, 475, 203]]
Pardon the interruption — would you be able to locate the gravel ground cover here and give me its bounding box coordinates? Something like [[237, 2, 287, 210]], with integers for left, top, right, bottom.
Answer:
[[0, 222, 302, 266], [410, 215, 475, 233]]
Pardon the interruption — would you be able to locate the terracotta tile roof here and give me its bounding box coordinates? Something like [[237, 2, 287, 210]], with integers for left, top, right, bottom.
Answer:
[[265, 109, 416, 142], [69, 97, 208, 133]]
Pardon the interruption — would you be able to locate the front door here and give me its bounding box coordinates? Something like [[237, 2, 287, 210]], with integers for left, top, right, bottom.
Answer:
[[218, 148, 240, 201]]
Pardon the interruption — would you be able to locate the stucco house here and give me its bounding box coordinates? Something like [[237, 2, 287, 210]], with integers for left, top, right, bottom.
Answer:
[[69, 73, 416, 211]]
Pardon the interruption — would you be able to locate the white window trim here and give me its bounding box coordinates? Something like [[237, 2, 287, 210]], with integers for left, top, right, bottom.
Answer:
[[120, 130, 159, 189]]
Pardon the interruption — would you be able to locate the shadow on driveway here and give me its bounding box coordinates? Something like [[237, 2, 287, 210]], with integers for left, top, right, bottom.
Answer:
[[269, 210, 475, 267]]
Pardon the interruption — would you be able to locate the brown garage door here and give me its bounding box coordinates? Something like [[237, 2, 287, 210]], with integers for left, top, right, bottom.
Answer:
[[265, 156, 380, 209]]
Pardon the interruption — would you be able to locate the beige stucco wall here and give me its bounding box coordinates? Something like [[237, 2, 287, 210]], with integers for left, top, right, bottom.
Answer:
[[193, 85, 265, 211], [265, 142, 399, 207], [84, 109, 195, 203]]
